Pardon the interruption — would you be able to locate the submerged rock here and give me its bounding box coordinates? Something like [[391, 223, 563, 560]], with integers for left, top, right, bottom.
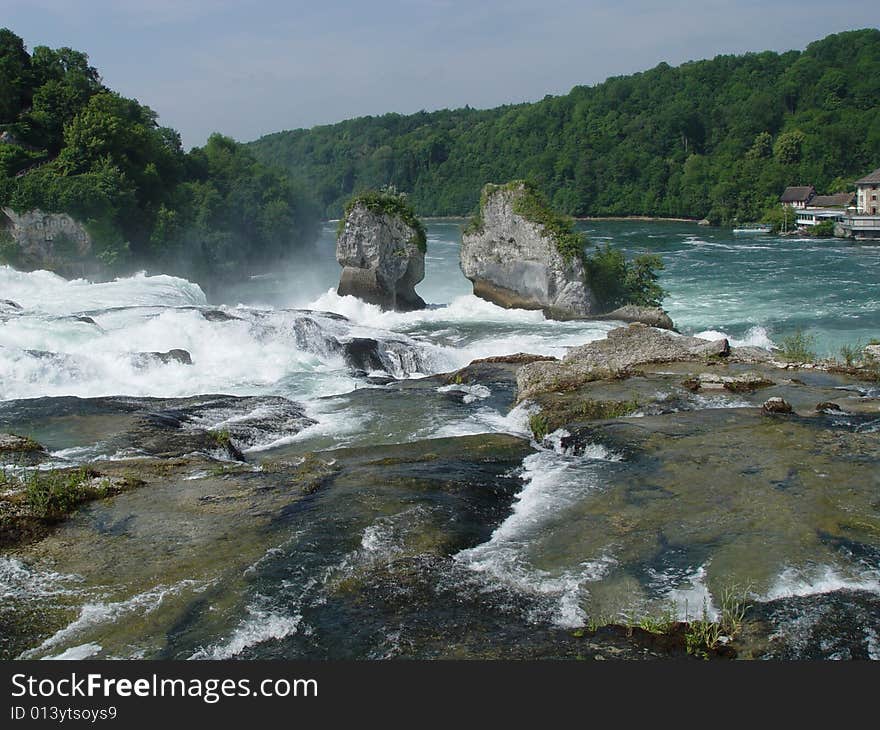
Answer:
[[682, 371, 775, 393], [131, 349, 193, 367], [763, 397, 793, 414], [0, 433, 47, 465], [460, 182, 596, 319], [0, 433, 44, 453], [200, 309, 241, 322], [517, 324, 730, 400], [336, 191, 426, 311]]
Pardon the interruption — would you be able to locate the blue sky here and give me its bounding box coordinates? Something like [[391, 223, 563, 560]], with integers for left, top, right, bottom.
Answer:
[[2, 1, 875, 148]]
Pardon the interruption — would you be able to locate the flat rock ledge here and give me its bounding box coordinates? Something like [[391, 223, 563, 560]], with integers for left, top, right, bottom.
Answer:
[[594, 305, 675, 330], [517, 323, 731, 400]]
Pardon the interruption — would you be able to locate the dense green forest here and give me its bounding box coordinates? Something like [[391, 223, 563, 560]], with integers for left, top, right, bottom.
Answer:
[[250, 29, 880, 224], [0, 28, 319, 279]]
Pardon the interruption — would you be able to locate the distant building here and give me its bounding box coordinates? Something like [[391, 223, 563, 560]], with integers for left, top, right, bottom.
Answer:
[[780, 186, 816, 209], [838, 166, 880, 240], [795, 208, 845, 228], [854, 167, 880, 215], [807, 193, 854, 209]]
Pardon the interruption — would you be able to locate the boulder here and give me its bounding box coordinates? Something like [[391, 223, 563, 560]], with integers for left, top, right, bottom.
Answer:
[[517, 324, 730, 400], [762, 397, 793, 414], [815, 401, 842, 412], [1, 207, 92, 275], [132, 349, 193, 367], [864, 343, 880, 359], [598, 304, 674, 330], [0, 433, 46, 466], [336, 194, 426, 311], [0, 433, 44, 453], [342, 338, 386, 372], [460, 182, 596, 319]]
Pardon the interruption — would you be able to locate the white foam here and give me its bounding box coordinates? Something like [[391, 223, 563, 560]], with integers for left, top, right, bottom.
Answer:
[[425, 400, 534, 440], [192, 602, 301, 660], [0, 266, 206, 314], [454, 435, 620, 627], [308, 290, 547, 329], [18, 579, 205, 659], [42, 643, 103, 660], [663, 565, 719, 621], [0, 557, 83, 601], [763, 565, 880, 601], [694, 325, 775, 350], [436, 383, 491, 403]]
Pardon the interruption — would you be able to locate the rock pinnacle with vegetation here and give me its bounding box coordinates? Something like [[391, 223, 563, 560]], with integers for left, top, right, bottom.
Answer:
[[460, 181, 666, 322], [335, 187, 427, 311]]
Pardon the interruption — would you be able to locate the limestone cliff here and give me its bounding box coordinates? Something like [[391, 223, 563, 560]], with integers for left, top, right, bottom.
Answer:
[[1, 207, 92, 274], [460, 182, 596, 319], [336, 193, 426, 311]]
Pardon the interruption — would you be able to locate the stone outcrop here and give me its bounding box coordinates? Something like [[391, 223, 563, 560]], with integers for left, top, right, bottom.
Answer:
[[597, 304, 675, 330], [517, 323, 731, 400], [336, 199, 426, 311], [1, 207, 92, 272], [460, 182, 596, 319]]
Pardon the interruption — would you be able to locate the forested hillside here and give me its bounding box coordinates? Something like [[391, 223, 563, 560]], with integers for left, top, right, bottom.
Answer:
[[250, 29, 880, 224], [0, 29, 318, 279]]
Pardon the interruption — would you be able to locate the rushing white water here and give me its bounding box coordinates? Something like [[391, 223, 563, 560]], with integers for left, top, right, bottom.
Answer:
[[454, 431, 622, 628]]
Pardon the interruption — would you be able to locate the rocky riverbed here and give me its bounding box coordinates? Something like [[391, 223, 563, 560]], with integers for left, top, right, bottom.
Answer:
[[2, 318, 879, 660]]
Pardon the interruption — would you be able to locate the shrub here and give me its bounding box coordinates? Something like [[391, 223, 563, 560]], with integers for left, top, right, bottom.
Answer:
[[24, 468, 107, 519], [585, 244, 665, 309], [809, 220, 835, 238], [779, 329, 816, 362], [839, 342, 860, 367]]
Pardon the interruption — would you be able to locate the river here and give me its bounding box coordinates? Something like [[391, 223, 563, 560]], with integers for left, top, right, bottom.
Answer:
[[1, 220, 878, 660]]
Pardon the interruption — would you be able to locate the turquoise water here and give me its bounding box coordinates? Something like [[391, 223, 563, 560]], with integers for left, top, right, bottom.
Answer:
[[586, 221, 880, 357], [225, 219, 880, 357]]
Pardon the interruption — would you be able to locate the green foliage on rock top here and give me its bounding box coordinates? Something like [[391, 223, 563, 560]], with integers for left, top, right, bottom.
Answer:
[[0, 28, 319, 281], [249, 29, 880, 225], [338, 187, 427, 252]]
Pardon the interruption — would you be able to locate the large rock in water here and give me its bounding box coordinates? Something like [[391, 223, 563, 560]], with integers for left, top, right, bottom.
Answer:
[[336, 197, 426, 311], [460, 182, 596, 319]]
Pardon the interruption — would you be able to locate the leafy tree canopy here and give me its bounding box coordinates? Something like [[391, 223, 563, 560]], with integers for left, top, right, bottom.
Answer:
[[0, 28, 319, 281], [249, 29, 880, 226]]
